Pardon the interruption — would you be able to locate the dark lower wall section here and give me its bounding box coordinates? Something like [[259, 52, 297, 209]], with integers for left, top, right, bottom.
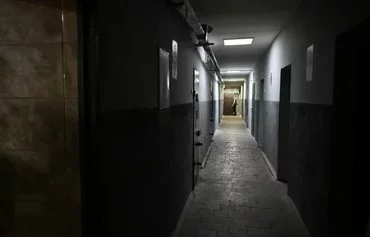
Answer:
[[91, 101, 217, 236], [94, 104, 192, 236], [258, 101, 279, 171], [96, 108, 162, 236], [169, 103, 193, 232], [288, 103, 332, 237], [253, 101, 332, 237], [244, 99, 248, 123], [198, 101, 213, 164]]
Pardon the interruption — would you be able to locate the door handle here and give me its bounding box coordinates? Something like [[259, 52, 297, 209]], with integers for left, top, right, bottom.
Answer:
[[195, 142, 203, 146], [193, 161, 202, 166]]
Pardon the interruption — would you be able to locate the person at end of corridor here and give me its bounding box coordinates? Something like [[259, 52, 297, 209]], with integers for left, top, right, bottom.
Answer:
[[231, 95, 238, 116]]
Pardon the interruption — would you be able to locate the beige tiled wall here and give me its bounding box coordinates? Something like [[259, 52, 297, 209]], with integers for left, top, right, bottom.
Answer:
[[0, 0, 80, 236]]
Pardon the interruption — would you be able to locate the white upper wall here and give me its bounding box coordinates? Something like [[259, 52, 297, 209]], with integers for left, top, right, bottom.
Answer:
[[198, 64, 213, 102], [213, 73, 220, 101], [253, 0, 370, 104], [248, 72, 254, 100]]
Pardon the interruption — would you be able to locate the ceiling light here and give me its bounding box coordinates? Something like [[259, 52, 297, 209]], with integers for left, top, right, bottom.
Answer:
[[224, 38, 253, 46], [221, 70, 251, 74]]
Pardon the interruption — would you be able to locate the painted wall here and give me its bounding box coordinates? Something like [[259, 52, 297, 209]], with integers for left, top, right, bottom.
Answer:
[[0, 0, 80, 236], [250, 0, 370, 237], [91, 1, 219, 236]]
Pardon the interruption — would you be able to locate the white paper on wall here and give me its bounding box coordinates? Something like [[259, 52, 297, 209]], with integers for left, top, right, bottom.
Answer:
[[159, 48, 170, 109], [172, 40, 178, 80], [306, 45, 314, 82]]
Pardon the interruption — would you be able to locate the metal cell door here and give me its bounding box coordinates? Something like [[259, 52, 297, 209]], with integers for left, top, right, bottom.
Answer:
[[192, 69, 202, 188]]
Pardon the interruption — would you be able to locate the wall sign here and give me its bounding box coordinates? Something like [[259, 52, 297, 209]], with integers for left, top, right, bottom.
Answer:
[[159, 48, 170, 109], [172, 40, 178, 80], [306, 44, 314, 82]]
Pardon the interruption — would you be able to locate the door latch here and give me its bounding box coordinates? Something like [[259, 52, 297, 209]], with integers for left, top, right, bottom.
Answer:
[[193, 161, 202, 166]]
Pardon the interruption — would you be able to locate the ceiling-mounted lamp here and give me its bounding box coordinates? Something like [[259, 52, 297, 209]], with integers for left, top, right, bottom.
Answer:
[[221, 70, 251, 74], [224, 38, 254, 46]]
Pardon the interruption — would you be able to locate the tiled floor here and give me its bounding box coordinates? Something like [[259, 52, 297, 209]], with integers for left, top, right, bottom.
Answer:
[[179, 117, 310, 237]]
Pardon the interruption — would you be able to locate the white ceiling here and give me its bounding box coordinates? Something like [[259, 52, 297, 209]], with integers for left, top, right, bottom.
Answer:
[[190, 0, 302, 70]]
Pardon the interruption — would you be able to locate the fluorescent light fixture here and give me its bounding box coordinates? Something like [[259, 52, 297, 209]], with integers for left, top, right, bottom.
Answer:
[[224, 38, 253, 46], [221, 70, 251, 74]]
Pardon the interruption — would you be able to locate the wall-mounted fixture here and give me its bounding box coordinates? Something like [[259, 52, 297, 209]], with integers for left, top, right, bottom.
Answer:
[[224, 38, 253, 46], [195, 24, 214, 47], [169, 0, 223, 82]]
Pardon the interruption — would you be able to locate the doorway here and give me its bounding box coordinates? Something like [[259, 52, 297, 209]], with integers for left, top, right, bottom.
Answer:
[[277, 65, 291, 183], [223, 93, 235, 115], [330, 17, 369, 236], [222, 83, 241, 117]]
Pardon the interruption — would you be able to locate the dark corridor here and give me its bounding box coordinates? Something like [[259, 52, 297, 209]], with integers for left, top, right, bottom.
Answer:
[[1, 1, 370, 237]]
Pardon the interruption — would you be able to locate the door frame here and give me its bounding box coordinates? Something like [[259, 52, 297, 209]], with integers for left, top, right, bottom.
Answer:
[[277, 65, 291, 183], [330, 17, 369, 236]]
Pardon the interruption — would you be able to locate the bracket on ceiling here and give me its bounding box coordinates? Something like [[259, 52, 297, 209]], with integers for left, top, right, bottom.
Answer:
[[194, 42, 214, 47], [169, 0, 223, 83], [194, 24, 214, 47]]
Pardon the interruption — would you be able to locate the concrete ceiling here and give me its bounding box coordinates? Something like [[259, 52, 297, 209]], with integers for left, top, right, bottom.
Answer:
[[190, 0, 302, 70]]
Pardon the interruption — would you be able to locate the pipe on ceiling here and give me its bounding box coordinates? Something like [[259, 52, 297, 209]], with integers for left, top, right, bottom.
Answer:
[[170, 0, 223, 83]]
